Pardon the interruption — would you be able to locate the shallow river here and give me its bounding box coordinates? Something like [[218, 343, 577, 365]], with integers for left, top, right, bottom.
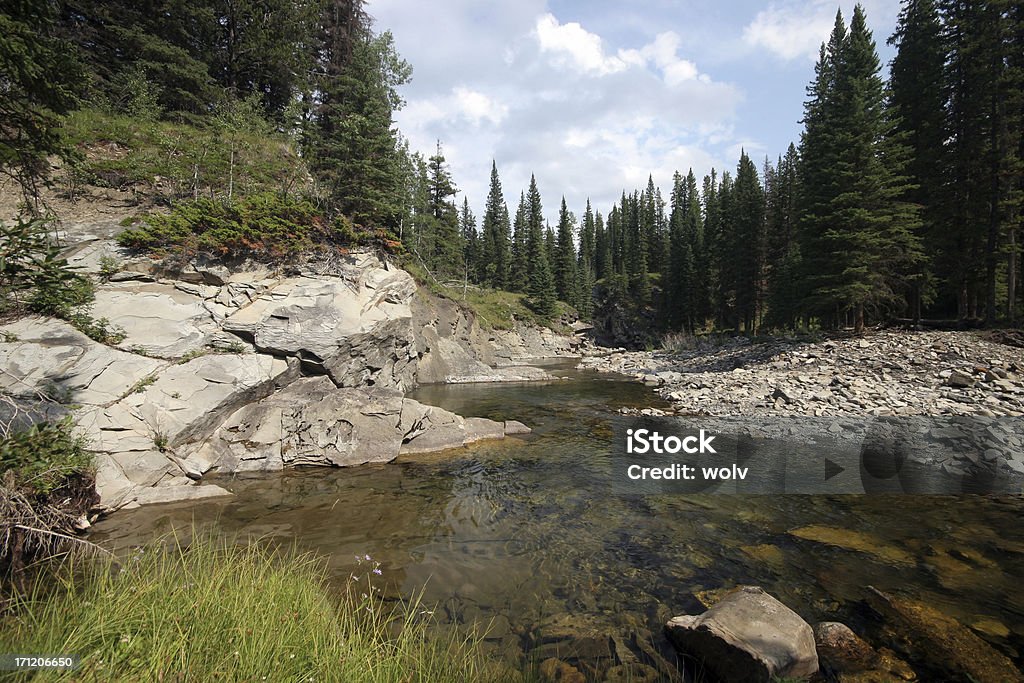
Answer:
[[90, 369, 1024, 676]]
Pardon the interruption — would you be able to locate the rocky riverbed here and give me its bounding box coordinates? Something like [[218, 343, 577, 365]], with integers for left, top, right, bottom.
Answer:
[[581, 330, 1024, 419]]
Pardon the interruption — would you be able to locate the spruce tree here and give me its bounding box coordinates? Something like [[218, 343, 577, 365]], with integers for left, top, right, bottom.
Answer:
[[480, 160, 511, 289], [426, 142, 461, 277], [524, 175, 556, 315], [887, 0, 946, 320], [733, 151, 765, 333], [460, 197, 479, 283], [510, 192, 529, 292], [554, 197, 578, 302]]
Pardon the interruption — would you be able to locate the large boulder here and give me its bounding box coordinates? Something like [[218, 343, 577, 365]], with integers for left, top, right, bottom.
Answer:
[[193, 377, 514, 472], [665, 586, 819, 682], [0, 317, 164, 405], [221, 255, 418, 390]]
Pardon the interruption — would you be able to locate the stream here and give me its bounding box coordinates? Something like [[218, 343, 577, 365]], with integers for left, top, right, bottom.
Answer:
[[90, 368, 1024, 677]]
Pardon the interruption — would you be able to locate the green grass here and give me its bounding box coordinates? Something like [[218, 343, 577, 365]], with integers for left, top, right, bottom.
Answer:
[[0, 534, 519, 682], [402, 260, 574, 333]]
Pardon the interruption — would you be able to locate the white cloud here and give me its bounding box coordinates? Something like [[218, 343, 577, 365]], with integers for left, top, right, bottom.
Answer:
[[742, 0, 903, 62], [369, 0, 748, 222], [453, 87, 508, 126], [742, 4, 836, 61], [534, 13, 629, 75]]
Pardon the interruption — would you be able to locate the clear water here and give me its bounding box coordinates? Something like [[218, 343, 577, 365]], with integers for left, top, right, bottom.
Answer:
[[90, 369, 1024, 675]]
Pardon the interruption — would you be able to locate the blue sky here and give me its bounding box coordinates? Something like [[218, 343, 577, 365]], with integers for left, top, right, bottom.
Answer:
[[364, 0, 901, 224]]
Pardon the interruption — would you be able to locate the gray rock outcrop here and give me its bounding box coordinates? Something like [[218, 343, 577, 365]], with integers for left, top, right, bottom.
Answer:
[[665, 585, 819, 682]]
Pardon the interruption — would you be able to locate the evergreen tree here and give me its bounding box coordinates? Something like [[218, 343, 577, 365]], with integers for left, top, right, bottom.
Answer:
[[425, 141, 461, 276], [510, 192, 529, 292], [798, 6, 922, 332], [480, 160, 511, 289], [310, 5, 411, 230], [554, 197, 578, 302], [524, 175, 557, 315], [732, 151, 766, 333], [1, 0, 84, 208], [765, 144, 803, 329], [887, 0, 946, 320], [594, 211, 611, 281], [460, 197, 479, 282]]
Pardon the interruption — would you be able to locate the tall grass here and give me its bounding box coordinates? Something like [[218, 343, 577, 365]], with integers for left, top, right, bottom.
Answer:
[[0, 534, 516, 682]]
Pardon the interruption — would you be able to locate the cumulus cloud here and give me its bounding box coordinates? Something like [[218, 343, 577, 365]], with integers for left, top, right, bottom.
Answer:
[[368, 0, 750, 221], [742, 0, 902, 62]]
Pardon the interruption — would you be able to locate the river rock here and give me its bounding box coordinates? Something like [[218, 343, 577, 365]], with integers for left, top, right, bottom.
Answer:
[[0, 317, 164, 405], [789, 525, 915, 566], [222, 256, 418, 388], [90, 281, 218, 358], [866, 587, 1023, 683], [665, 585, 818, 682], [814, 621, 917, 682], [119, 353, 288, 447], [538, 658, 585, 683]]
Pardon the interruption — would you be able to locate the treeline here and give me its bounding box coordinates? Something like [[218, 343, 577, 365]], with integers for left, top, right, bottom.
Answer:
[[417, 2, 1021, 332]]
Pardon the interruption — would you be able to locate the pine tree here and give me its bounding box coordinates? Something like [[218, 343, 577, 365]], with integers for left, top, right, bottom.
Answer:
[[524, 175, 556, 315], [887, 0, 946, 320], [426, 141, 461, 276], [480, 160, 511, 289], [1, 0, 84, 208], [765, 144, 802, 329], [460, 197, 479, 283], [510, 192, 528, 292], [733, 151, 765, 333], [310, 4, 411, 230], [798, 6, 922, 332], [554, 197, 578, 302]]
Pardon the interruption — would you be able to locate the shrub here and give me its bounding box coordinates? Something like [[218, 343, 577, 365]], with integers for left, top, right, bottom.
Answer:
[[118, 192, 401, 261]]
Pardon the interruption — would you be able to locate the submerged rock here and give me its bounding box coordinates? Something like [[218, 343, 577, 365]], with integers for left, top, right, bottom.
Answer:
[[789, 525, 916, 567], [866, 586, 1023, 683], [814, 621, 916, 682], [665, 586, 818, 682]]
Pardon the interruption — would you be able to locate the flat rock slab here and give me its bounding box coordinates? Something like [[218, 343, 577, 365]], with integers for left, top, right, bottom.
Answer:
[[0, 317, 164, 405], [133, 483, 233, 506], [91, 282, 218, 358], [119, 353, 288, 447], [666, 585, 819, 682]]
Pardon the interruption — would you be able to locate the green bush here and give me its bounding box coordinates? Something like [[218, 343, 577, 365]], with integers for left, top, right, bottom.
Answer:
[[118, 192, 401, 260], [0, 534, 515, 682], [0, 217, 125, 344], [0, 418, 91, 495]]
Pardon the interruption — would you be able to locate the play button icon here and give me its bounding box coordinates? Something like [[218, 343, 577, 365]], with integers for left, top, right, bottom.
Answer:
[[824, 458, 845, 481]]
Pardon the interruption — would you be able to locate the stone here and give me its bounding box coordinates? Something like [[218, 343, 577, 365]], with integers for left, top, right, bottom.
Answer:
[[538, 658, 585, 683], [222, 259, 417, 386], [604, 663, 661, 683], [812, 622, 916, 681], [133, 484, 233, 506], [867, 587, 1023, 683], [0, 317, 164, 405], [503, 420, 532, 435], [665, 586, 818, 682], [119, 353, 288, 448], [946, 370, 975, 388], [90, 281, 218, 358], [789, 525, 915, 566]]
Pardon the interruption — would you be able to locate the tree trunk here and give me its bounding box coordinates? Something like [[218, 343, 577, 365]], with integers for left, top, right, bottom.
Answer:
[[1009, 227, 1017, 323], [854, 302, 865, 335]]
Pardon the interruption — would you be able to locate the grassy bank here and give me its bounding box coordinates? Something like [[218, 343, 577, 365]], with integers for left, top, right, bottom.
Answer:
[[0, 535, 513, 682]]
